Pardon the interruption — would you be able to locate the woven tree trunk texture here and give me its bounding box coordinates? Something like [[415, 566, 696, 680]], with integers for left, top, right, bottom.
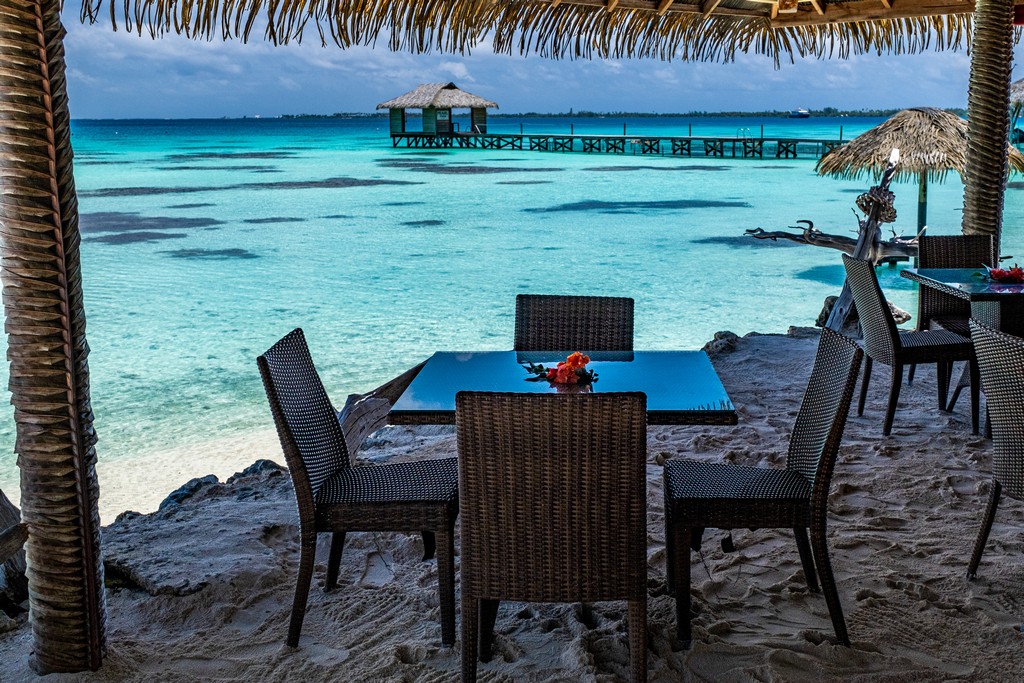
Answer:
[[0, 488, 28, 607], [0, 0, 105, 672], [962, 0, 1015, 252]]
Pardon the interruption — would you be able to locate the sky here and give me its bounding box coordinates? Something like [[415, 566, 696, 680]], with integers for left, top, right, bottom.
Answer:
[[60, 10, 1024, 119]]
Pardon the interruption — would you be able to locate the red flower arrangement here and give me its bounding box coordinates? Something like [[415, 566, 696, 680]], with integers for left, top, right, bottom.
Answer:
[[523, 352, 599, 386], [982, 264, 1024, 284]]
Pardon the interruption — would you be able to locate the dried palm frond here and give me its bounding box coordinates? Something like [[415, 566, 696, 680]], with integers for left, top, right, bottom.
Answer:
[[76, 0, 983, 64]]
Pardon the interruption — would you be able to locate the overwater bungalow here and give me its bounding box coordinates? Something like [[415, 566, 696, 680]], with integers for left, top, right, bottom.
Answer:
[[377, 82, 498, 137]]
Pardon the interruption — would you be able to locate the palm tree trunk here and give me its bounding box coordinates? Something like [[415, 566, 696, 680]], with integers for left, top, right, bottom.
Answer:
[[0, 0, 105, 672], [962, 0, 1015, 256]]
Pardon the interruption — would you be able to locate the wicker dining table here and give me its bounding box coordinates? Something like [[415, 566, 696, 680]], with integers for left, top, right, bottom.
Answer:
[[388, 350, 737, 426], [901, 267, 1024, 335]]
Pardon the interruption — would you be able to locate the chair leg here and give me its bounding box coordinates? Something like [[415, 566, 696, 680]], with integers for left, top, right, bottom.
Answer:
[[810, 524, 850, 647], [947, 379, 964, 413], [421, 531, 436, 561], [436, 526, 456, 647], [669, 525, 693, 646], [664, 504, 676, 594], [479, 599, 500, 663], [858, 357, 873, 417], [936, 361, 950, 412], [462, 597, 479, 682], [907, 362, 916, 384], [325, 531, 346, 592], [287, 538, 317, 647], [967, 479, 1002, 580], [883, 363, 903, 436], [969, 358, 981, 436], [794, 527, 820, 593], [628, 597, 648, 683]]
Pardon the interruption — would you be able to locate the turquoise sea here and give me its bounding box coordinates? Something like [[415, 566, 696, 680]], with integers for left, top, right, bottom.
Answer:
[[2, 115, 1020, 505]]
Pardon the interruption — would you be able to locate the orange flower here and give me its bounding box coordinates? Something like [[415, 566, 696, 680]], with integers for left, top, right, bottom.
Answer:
[[555, 364, 578, 384], [564, 352, 590, 370]]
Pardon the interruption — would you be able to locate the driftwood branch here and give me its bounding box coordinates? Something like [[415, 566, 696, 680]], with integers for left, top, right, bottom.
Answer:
[[0, 489, 27, 605], [746, 220, 919, 260], [825, 154, 903, 330]]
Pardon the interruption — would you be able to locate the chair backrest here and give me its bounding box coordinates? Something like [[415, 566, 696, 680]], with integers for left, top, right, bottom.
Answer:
[[514, 294, 634, 352], [918, 234, 995, 269], [969, 321, 1024, 501], [786, 328, 864, 508], [456, 392, 647, 603], [257, 329, 349, 514], [917, 235, 996, 329], [842, 254, 900, 363]]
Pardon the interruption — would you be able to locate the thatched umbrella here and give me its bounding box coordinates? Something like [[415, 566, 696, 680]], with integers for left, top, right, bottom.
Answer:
[[1011, 77, 1024, 105], [1009, 77, 1024, 140], [817, 107, 1024, 234], [0, 0, 1017, 674]]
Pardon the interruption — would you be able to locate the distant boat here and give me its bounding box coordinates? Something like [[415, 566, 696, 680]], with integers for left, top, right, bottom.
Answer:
[[789, 108, 811, 119]]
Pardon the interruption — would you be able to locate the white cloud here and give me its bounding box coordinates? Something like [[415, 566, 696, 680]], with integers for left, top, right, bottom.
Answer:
[[439, 61, 474, 82]]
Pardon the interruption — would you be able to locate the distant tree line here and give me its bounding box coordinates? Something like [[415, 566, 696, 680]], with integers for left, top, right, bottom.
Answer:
[[277, 107, 969, 119]]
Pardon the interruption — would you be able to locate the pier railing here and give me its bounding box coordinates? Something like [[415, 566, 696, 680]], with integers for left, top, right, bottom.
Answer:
[[390, 132, 846, 159]]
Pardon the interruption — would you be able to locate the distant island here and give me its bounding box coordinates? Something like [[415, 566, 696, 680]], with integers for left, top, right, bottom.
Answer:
[[279, 107, 968, 119]]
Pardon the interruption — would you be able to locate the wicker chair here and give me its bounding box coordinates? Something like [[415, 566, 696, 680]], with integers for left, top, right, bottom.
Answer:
[[456, 392, 648, 682], [842, 254, 979, 436], [257, 329, 459, 647], [908, 235, 995, 387], [664, 328, 862, 647], [967, 321, 1024, 580], [514, 294, 634, 351], [916, 234, 996, 336]]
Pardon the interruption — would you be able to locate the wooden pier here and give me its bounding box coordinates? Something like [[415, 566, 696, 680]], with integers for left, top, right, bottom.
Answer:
[[390, 132, 846, 159]]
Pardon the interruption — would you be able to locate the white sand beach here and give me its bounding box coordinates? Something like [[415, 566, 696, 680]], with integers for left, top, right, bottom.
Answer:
[[2, 329, 1022, 681]]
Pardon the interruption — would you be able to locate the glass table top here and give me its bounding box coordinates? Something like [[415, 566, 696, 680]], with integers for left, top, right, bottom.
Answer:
[[903, 268, 1024, 300], [390, 350, 736, 425]]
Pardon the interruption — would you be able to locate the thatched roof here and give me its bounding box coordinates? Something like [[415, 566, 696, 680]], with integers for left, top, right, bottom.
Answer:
[[377, 83, 498, 110], [78, 0, 979, 66], [816, 107, 1024, 184], [1011, 77, 1024, 105]]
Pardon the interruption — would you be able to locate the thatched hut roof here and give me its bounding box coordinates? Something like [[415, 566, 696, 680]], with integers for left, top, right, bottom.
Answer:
[[816, 107, 1024, 184], [80, 0, 978, 66], [376, 83, 498, 110]]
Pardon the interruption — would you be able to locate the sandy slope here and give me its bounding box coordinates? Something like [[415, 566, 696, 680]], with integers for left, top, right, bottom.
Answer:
[[2, 330, 1022, 681]]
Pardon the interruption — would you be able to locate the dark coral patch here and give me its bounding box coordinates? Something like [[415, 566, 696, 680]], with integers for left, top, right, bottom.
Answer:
[[402, 220, 445, 227], [691, 235, 802, 248], [156, 165, 279, 172], [584, 165, 731, 172], [242, 217, 306, 224], [161, 248, 260, 260], [80, 212, 223, 232], [165, 151, 295, 160], [377, 159, 562, 175], [81, 176, 420, 198], [525, 199, 751, 213], [90, 232, 188, 245]]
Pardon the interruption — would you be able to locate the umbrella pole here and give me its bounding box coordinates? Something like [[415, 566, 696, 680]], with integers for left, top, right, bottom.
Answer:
[[918, 172, 927, 236]]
